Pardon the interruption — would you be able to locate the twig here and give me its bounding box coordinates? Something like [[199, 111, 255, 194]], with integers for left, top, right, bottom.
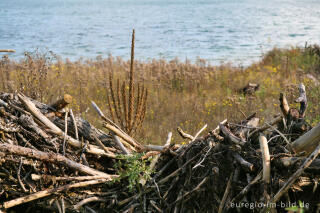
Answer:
[[17, 157, 27, 192], [233, 153, 254, 172], [31, 174, 109, 182], [69, 109, 78, 140], [171, 177, 209, 204], [229, 171, 262, 204], [265, 122, 292, 151], [192, 146, 212, 170], [192, 124, 207, 142], [61, 198, 65, 213], [150, 200, 162, 213], [55, 200, 62, 213], [112, 133, 130, 155], [177, 127, 194, 140], [62, 109, 69, 156], [74, 196, 108, 210], [218, 172, 233, 213]]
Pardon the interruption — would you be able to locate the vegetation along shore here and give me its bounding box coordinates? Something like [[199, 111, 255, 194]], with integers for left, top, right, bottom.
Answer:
[[1, 44, 320, 145]]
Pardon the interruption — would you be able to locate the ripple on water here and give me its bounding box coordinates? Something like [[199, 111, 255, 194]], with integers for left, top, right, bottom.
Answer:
[[1, 0, 320, 64]]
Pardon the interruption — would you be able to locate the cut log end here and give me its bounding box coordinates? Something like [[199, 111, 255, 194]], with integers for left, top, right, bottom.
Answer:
[[50, 94, 73, 111]]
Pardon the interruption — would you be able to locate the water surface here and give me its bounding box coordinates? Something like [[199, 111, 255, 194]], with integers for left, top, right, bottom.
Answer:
[[1, 0, 320, 64]]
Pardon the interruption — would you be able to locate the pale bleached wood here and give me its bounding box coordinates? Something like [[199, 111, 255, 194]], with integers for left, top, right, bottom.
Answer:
[[259, 134, 270, 184], [31, 174, 108, 181]]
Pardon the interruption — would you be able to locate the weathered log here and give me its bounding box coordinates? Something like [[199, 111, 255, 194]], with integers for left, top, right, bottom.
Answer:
[[291, 122, 320, 154]]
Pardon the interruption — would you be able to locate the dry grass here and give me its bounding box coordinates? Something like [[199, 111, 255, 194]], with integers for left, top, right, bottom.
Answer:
[[1, 46, 320, 144]]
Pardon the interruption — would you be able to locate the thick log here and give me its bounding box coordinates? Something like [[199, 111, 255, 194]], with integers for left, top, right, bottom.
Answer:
[[291, 122, 320, 154], [50, 94, 73, 111]]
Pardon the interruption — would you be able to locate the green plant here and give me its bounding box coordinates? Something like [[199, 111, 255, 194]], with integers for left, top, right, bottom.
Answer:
[[114, 153, 153, 192]]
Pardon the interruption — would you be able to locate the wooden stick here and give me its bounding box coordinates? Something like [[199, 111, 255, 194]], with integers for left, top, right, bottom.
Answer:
[[177, 127, 194, 140], [233, 153, 254, 172], [91, 101, 143, 150], [62, 109, 69, 156], [0, 49, 15, 52], [112, 133, 130, 155], [192, 124, 207, 142], [149, 132, 172, 171], [69, 109, 79, 140], [104, 123, 143, 150], [0, 143, 115, 179], [4, 179, 108, 209], [229, 171, 262, 204], [31, 174, 108, 182], [218, 172, 233, 213], [74, 196, 107, 210], [279, 93, 290, 117], [259, 134, 270, 184], [50, 94, 73, 111]]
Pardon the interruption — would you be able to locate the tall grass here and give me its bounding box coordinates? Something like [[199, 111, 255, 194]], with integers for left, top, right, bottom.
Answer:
[[1, 45, 320, 144]]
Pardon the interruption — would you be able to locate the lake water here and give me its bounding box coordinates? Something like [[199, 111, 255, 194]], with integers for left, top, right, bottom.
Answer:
[[1, 0, 320, 64]]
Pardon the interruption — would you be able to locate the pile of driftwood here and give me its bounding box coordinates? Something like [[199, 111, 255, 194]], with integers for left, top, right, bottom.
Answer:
[[0, 83, 320, 212]]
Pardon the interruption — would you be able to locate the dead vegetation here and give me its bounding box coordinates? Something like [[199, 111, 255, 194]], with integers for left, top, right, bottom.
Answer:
[[0, 81, 319, 212]]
